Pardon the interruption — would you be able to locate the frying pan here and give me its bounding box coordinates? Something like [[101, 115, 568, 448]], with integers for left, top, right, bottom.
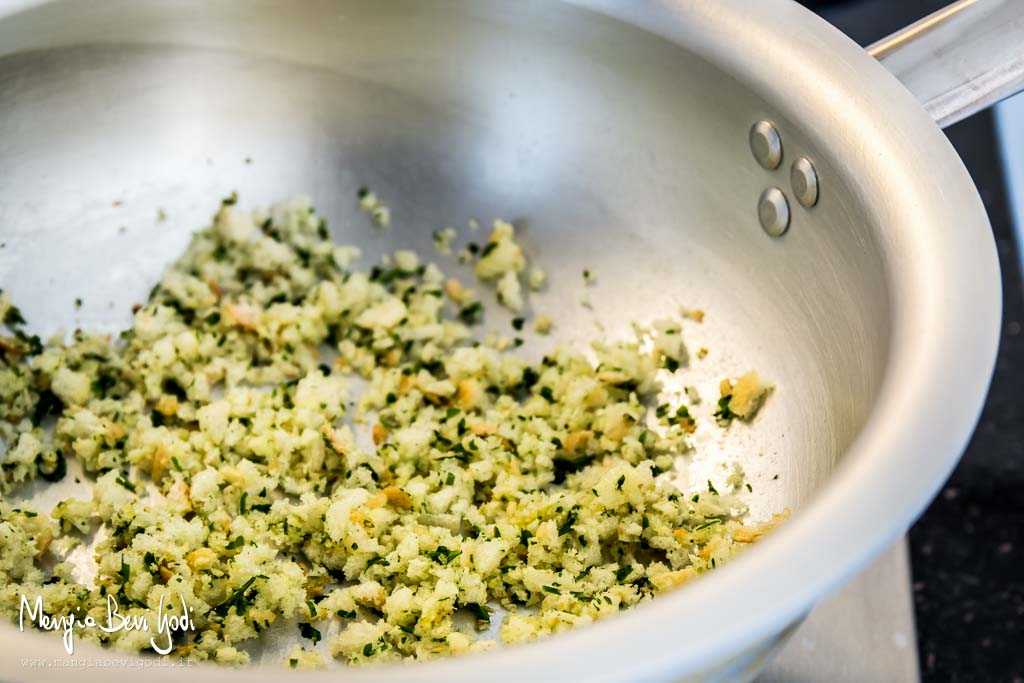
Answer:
[[0, 0, 1018, 681]]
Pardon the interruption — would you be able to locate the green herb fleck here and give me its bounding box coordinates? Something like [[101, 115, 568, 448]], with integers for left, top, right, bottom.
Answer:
[[298, 622, 321, 645], [713, 394, 737, 426], [552, 454, 596, 484], [427, 546, 461, 565], [458, 301, 484, 324], [36, 450, 67, 482], [3, 305, 27, 327], [467, 602, 491, 627], [211, 575, 266, 617]]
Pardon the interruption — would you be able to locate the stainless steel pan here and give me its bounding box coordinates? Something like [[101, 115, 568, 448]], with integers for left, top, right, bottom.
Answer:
[[0, 0, 1018, 681]]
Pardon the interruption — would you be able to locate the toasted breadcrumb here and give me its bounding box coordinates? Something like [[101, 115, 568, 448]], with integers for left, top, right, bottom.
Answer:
[[719, 371, 772, 421], [0, 195, 778, 668], [358, 189, 391, 227], [528, 266, 547, 291], [682, 308, 704, 323], [535, 314, 554, 335], [432, 227, 457, 255]]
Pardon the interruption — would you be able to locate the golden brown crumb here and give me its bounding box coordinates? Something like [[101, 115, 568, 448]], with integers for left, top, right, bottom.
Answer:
[[471, 423, 497, 437], [596, 370, 631, 385], [365, 492, 388, 509], [445, 278, 470, 305], [150, 445, 171, 482], [733, 510, 790, 543], [650, 567, 699, 591], [33, 527, 53, 558], [223, 302, 257, 329], [382, 486, 413, 509], [154, 395, 178, 416], [725, 371, 771, 419], [563, 430, 593, 452], [455, 379, 479, 410], [322, 424, 350, 455], [102, 420, 126, 448], [187, 548, 217, 571]]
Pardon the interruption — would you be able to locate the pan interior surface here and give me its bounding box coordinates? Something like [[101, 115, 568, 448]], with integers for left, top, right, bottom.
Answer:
[[0, 0, 890, 511], [0, 0, 949, 679]]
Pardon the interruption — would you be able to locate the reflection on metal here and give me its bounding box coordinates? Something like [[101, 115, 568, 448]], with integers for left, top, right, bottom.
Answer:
[[750, 120, 784, 170], [758, 187, 791, 237], [867, 0, 978, 60], [870, 0, 1024, 127], [791, 157, 820, 209]]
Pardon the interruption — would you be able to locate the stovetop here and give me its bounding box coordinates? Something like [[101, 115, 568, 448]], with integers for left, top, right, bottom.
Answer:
[[758, 541, 920, 682]]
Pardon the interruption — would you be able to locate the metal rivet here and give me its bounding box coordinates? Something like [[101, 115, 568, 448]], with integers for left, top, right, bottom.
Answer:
[[791, 157, 819, 208], [750, 120, 783, 170], [758, 187, 790, 237]]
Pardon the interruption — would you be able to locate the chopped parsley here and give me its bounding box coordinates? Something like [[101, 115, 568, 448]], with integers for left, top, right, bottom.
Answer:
[[427, 546, 461, 565], [552, 454, 597, 484], [298, 622, 321, 645], [458, 301, 483, 324], [212, 575, 266, 617], [35, 450, 67, 482], [713, 394, 737, 426]]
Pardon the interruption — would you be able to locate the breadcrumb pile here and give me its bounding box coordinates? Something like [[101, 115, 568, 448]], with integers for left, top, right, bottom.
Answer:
[[0, 195, 777, 667]]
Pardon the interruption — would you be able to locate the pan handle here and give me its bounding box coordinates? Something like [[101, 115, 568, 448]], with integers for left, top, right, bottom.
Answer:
[[868, 0, 1024, 128]]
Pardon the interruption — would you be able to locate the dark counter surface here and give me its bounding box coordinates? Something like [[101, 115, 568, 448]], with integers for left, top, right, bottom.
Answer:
[[801, 2, 1024, 681], [910, 110, 1024, 683]]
